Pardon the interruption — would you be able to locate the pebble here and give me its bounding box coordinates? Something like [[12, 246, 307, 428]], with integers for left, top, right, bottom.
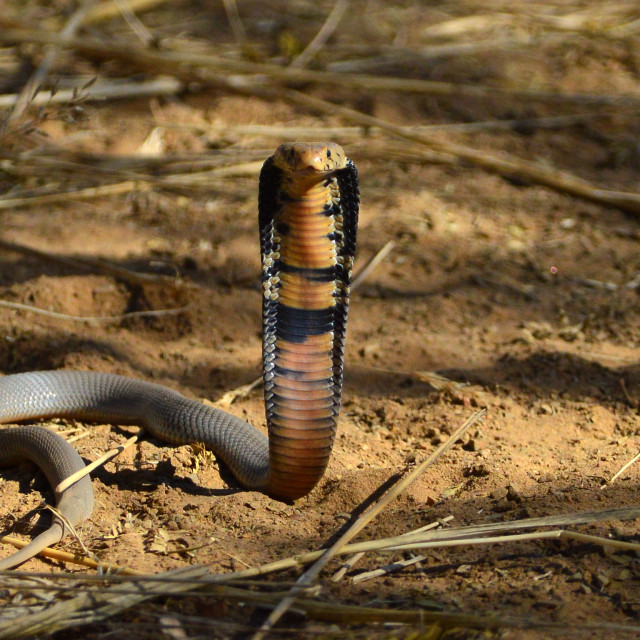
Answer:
[[490, 486, 509, 500]]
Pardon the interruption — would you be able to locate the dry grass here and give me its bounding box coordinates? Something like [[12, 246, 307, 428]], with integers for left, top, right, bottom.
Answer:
[[3, 484, 640, 638]]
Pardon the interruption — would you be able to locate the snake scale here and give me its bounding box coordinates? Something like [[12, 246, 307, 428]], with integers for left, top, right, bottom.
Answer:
[[0, 142, 359, 570]]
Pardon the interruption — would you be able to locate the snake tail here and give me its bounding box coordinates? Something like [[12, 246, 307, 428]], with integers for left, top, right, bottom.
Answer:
[[0, 425, 94, 571]]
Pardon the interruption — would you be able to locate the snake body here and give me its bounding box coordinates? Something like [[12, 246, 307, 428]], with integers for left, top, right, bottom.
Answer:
[[0, 142, 359, 569]]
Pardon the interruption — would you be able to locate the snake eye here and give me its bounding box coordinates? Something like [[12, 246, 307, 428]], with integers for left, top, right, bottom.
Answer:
[[288, 148, 296, 161], [326, 149, 331, 158]]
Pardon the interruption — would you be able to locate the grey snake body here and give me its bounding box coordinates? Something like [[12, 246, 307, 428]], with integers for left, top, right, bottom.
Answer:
[[0, 142, 359, 570]]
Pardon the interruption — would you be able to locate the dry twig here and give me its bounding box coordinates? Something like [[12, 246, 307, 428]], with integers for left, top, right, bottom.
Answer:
[[112, 0, 155, 45], [55, 433, 141, 495], [0, 77, 183, 108], [0, 239, 193, 289], [213, 377, 262, 408], [0, 535, 142, 575], [0, 300, 190, 323], [290, 0, 349, 69], [604, 449, 640, 487], [222, 0, 248, 49], [0, 181, 141, 210], [8, 1, 97, 123], [330, 551, 365, 582], [351, 240, 395, 289], [351, 554, 426, 583], [79, 0, 170, 27]]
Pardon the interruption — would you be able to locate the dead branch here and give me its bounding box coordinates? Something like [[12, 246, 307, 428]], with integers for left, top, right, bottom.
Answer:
[[8, 1, 97, 123], [0, 77, 183, 108], [281, 88, 640, 216], [0, 238, 194, 289], [290, 0, 349, 69], [0, 27, 636, 107]]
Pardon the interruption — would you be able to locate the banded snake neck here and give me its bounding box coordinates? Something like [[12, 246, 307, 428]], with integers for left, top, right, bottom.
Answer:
[[259, 142, 359, 499], [0, 142, 359, 569]]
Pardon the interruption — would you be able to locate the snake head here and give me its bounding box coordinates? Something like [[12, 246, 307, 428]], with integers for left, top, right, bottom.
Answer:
[[273, 142, 348, 176]]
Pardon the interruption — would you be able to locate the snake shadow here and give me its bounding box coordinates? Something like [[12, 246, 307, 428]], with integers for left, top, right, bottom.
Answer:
[[0, 451, 243, 548], [0, 466, 60, 540], [88, 445, 245, 499]]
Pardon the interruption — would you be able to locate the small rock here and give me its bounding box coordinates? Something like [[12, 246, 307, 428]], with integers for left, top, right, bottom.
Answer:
[[463, 464, 490, 478], [359, 343, 381, 358], [462, 438, 486, 452], [490, 486, 509, 500]]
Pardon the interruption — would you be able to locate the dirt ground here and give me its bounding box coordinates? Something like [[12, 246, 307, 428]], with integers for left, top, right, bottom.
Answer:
[[2, 1, 640, 638]]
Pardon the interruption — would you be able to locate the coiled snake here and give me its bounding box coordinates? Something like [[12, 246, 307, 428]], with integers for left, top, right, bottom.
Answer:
[[0, 142, 359, 570]]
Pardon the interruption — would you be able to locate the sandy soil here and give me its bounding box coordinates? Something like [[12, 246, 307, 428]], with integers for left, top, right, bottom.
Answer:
[[2, 2, 640, 638]]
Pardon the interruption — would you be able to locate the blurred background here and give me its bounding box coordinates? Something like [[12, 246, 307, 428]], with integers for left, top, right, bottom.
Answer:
[[1, 1, 640, 638]]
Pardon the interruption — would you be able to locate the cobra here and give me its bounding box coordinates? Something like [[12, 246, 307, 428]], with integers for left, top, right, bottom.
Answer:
[[0, 142, 359, 570]]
